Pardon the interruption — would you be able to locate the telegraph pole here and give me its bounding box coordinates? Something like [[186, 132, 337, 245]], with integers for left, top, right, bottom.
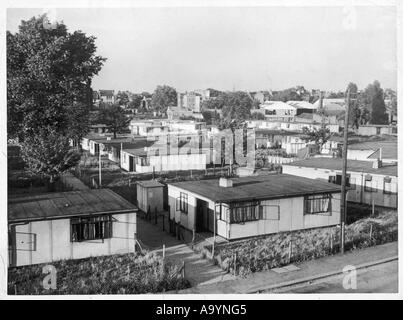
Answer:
[[340, 88, 350, 254], [98, 147, 102, 188]]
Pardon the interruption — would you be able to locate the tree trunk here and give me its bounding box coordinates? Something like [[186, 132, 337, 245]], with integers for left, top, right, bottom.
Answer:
[[48, 175, 56, 192]]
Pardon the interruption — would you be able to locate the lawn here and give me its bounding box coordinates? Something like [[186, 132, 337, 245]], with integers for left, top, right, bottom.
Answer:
[[8, 251, 190, 295]]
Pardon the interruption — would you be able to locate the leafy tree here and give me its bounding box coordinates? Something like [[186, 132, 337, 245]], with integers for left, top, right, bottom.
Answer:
[[250, 111, 265, 120], [272, 87, 304, 102], [7, 14, 105, 141], [201, 94, 226, 110], [116, 91, 130, 106], [360, 81, 389, 125], [98, 104, 131, 138], [302, 126, 331, 151], [20, 127, 81, 190], [221, 91, 253, 125], [128, 94, 143, 110], [150, 85, 177, 113]]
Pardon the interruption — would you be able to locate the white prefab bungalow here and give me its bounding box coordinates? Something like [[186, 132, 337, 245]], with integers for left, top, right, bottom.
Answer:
[[120, 147, 207, 173], [259, 101, 297, 121], [283, 158, 397, 209], [8, 189, 137, 267], [167, 174, 341, 241], [354, 125, 397, 136]]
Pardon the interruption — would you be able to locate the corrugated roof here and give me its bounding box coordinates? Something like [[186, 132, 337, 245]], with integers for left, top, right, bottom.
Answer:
[[168, 174, 341, 203], [284, 157, 397, 176], [8, 189, 137, 223]]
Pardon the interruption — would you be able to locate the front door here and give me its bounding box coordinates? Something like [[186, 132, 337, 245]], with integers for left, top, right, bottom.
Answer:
[[196, 199, 214, 233], [129, 156, 135, 172]]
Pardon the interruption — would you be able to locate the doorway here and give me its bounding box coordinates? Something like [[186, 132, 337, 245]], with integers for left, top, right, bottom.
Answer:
[[196, 199, 214, 233], [129, 156, 135, 172]]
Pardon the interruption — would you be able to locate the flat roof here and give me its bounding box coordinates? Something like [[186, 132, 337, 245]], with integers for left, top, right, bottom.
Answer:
[[348, 140, 397, 160], [168, 174, 341, 203], [284, 157, 397, 176], [136, 180, 165, 188], [8, 189, 137, 223]]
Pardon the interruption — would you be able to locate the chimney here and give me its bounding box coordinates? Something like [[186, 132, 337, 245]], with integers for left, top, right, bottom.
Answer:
[[106, 136, 112, 141], [219, 177, 233, 188], [372, 159, 382, 169]]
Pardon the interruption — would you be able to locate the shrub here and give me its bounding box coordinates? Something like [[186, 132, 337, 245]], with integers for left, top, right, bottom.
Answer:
[[8, 251, 190, 295], [210, 210, 397, 277]]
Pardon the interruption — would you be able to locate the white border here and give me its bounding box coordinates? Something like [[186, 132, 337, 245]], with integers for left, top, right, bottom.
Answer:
[[0, 0, 401, 301]]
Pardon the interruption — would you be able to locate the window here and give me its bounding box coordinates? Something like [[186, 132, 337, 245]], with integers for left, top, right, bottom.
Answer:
[[265, 109, 276, 115], [364, 175, 377, 192], [71, 215, 112, 242], [304, 194, 332, 215], [383, 177, 396, 194], [176, 192, 188, 214], [228, 202, 259, 223], [376, 127, 381, 135]]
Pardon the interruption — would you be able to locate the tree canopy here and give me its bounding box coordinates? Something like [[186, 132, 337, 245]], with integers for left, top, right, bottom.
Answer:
[[8, 15, 105, 186], [150, 85, 177, 113], [7, 14, 106, 141], [97, 104, 131, 138], [360, 81, 389, 125]]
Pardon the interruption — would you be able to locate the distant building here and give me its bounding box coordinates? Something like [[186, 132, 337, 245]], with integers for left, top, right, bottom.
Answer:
[[8, 189, 137, 267], [99, 90, 115, 105], [283, 157, 397, 209], [259, 101, 297, 121], [286, 101, 317, 115], [354, 124, 397, 137], [167, 174, 341, 240]]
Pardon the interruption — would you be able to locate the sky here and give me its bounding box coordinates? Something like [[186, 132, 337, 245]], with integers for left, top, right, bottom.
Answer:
[[7, 6, 397, 93]]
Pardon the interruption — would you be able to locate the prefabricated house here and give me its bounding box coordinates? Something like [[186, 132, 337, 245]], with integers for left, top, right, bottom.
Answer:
[[283, 158, 397, 209], [136, 180, 165, 213], [167, 174, 341, 241], [8, 189, 138, 267], [354, 125, 397, 136], [120, 147, 207, 173], [260, 101, 297, 121]]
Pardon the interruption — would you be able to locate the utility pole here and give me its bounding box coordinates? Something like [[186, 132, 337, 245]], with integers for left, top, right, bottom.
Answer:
[[98, 147, 102, 188], [340, 88, 350, 254]]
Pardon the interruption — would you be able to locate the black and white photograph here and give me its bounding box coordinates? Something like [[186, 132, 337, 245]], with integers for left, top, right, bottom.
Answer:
[[0, 0, 401, 302]]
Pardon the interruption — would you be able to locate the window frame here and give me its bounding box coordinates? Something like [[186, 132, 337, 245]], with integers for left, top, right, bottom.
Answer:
[[176, 192, 188, 214], [303, 193, 332, 216], [70, 215, 113, 243]]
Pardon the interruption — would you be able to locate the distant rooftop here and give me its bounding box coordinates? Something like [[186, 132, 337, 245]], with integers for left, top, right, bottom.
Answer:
[[8, 189, 137, 223], [136, 180, 164, 188], [284, 157, 397, 176], [169, 174, 341, 203], [348, 140, 397, 160]]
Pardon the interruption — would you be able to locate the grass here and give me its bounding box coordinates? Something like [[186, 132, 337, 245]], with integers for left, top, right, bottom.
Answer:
[[205, 209, 397, 277], [8, 251, 190, 295]]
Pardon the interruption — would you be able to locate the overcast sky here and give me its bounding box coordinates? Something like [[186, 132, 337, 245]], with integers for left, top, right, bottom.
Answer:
[[7, 6, 397, 93]]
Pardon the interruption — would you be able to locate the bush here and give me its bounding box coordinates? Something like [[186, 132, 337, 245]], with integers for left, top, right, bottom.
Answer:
[[8, 251, 190, 295]]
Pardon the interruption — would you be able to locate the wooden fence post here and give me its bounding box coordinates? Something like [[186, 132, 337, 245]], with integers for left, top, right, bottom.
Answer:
[[234, 253, 237, 276], [288, 240, 293, 263], [369, 224, 373, 240]]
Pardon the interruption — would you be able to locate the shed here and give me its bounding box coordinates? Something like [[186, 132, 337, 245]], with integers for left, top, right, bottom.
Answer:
[[136, 180, 165, 213]]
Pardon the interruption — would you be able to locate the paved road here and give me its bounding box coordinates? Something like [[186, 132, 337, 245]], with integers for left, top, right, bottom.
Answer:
[[273, 260, 398, 293]]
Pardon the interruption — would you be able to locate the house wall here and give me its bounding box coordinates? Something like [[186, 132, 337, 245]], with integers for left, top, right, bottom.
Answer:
[[89, 141, 109, 156], [121, 152, 207, 173], [11, 212, 137, 267], [282, 165, 397, 208], [136, 185, 164, 213], [168, 185, 341, 241], [356, 126, 397, 136]]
